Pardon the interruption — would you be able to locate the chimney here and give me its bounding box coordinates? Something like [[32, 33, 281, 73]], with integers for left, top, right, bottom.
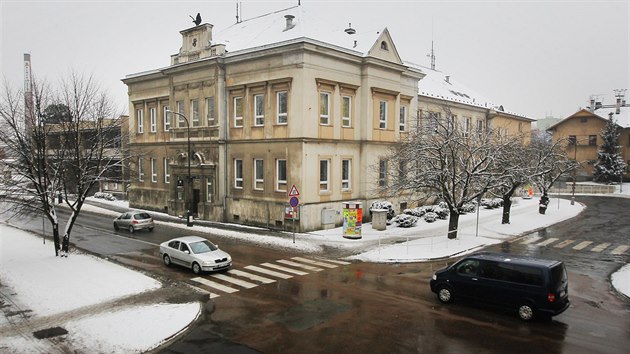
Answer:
[[345, 23, 356, 35], [616, 97, 622, 114], [284, 15, 295, 31], [589, 97, 596, 111], [445, 75, 450, 84]]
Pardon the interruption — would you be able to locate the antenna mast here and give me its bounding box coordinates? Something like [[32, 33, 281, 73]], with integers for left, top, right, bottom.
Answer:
[[427, 19, 436, 70]]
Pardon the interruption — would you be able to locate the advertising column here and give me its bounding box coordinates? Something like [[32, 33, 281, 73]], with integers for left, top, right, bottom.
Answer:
[[342, 202, 362, 239]]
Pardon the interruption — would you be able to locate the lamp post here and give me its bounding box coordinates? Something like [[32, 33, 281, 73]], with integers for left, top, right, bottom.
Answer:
[[167, 110, 193, 227]]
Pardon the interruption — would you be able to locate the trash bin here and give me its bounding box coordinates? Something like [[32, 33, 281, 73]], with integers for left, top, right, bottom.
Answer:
[[371, 209, 388, 231]]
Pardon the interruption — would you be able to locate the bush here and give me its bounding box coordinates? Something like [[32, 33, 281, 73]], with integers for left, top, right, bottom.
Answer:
[[424, 212, 438, 223], [94, 192, 116, 201], [461, 202, 476, 214], [393, 214, 418, 228], [369, 200, 395, 220], [403, 207, 426, 217]]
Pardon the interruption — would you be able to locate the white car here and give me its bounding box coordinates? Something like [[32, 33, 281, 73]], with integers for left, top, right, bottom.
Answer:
[[159, 236, 232, 274]]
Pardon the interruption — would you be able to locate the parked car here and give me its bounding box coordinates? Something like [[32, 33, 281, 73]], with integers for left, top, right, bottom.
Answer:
[[159, 236, 232, 274], [113, 211, 154, 233], [429, 252, 570, 321]]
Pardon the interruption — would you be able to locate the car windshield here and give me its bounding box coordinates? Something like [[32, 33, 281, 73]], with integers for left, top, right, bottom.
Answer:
[[189, 240, 218, 254]]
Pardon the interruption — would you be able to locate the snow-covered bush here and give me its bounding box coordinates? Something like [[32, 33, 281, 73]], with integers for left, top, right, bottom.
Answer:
[[438, 201, 448, 209], [461, 202, 476, 214], [369, 200, 395, 220], [403, 207, 426, 217], [480, 198, 502, 209], [432, 205, 448, 219], [424, 212, 438, 223], [93, 192, 116, 201], [393, 214, 418, 228]]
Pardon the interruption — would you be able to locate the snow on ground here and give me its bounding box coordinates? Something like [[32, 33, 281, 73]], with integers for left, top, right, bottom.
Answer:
[[1, 185, 629, 352]]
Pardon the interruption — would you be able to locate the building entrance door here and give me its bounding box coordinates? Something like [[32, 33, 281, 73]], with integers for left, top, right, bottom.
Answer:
[[192, 189, 200, 216]]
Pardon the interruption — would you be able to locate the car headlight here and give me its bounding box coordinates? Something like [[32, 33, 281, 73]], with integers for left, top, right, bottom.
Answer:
[[432, 274, 437, 280]]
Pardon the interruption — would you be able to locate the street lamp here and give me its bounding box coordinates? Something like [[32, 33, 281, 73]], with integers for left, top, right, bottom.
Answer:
[[166, 110, 193, 227]]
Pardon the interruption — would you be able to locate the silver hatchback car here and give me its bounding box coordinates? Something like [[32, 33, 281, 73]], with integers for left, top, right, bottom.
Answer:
[[113, 211, 154, 233], [159, 236, 232, 274]]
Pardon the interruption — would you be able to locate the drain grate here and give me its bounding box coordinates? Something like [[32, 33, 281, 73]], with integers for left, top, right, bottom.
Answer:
[[33, 326, 68, 339]]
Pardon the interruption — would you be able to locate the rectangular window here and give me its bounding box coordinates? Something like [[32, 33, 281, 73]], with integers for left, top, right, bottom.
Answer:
[[234, 96, 243, 127], [568, 135, 576, 145], [319, 159, 330, 192], [207, 178, 213, 202], [399, 106, 407, 132], [378, 159, 387, 187], [320, 92, 330, 125], [138, 158, 144, 181], [341, 159, 351, 191], [206, 97, 215, 126], [476, 119, 484, 136], [379, 101, 387, 129], [150, 108, 157, 133], [254, 159, 264, 190], [163, 106, 170, 131], [398, 160, 406, 183], [342, 96, 352, 127], [276, 159, 287, 192], [191, 99, 199, 127], [254, 94, 265, 126], [150, 158, 157, 183], [277, 91, 288, 124], [164, 158, 170, 183], [428, 112, 440, 131], [234, 159, 243, 189], [463, 117, 471, 137], [589, 135, 597, 146], [136, 109, 144, 133], [176, 101, 185, 128]]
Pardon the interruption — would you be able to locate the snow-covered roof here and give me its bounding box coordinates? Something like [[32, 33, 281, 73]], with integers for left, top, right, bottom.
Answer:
[[409, 62, 528, 118], [592, 105, 630, 128], [214, 5, 384, 58]]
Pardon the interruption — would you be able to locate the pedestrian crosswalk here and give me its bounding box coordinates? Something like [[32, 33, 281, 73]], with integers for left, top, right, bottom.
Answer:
[[189, 257, 351, 299], [515, 236, 628, 255]]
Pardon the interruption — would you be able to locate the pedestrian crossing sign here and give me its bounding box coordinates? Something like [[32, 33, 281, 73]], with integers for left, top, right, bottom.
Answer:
[[288, 184, 300, 197]]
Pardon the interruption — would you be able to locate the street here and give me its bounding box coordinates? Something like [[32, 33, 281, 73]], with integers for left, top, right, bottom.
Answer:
[[1, 196, 629, 353]]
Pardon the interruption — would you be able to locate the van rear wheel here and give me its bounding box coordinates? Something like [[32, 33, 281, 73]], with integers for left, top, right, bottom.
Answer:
[[437, 285, 454, 303], [518, 303, 535, 321]]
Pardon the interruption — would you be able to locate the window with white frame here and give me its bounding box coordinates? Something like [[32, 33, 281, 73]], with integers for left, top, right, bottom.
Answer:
[[319, 159, 330, 192], [176, 101, 185, 128], [234, 96, 243, 127], [206, 97, 215, 126], [254, 94, 264, 126], [276, 159, 287, 192], [399, 105, 407, 132], [191, 99, 199, 127], [342, 96, 352, 127], [476, 119, 484, 136], [136, 109, 144, 133], [379, 101, 387, 129], [341, 159, 351, 191], [378, 159, 387, 187], [234, 159, 243, 189], [463, 117, 471, 137], [163, 106, 170, 131], [254, 159, 264, 190], [207, 178, 213, 202], [150, 158, 157, 182], [138, 158, 144, 181], [319, 92, 330, 125], [150, 108, 157, 133], [277, 91, 288, 124], [164, 158, 170, 183]]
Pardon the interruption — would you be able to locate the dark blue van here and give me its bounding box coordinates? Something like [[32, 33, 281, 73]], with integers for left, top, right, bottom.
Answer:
[[430, 252, 570, 321]]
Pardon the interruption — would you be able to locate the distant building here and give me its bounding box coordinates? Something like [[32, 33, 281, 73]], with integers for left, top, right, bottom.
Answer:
[[547, 92, 630, 181]]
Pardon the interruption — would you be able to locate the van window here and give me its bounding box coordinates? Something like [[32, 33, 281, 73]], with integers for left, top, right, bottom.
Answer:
[[551, 264, 567, 286], [479, 260, 543, 286], [456, 259, 479, 276]]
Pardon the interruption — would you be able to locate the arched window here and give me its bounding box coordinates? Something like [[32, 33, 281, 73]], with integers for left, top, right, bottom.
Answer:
[[380, 41, 388, 50]]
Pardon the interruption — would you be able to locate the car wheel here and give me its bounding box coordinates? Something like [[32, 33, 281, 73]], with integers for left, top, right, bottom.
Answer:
[[192, 262, 202, 275], [518, 303, 535, 321], [163, 254, 171, 267], [437, 285, 454, 303], [113, 223, 119, 231], [128, 225, 135, 233]]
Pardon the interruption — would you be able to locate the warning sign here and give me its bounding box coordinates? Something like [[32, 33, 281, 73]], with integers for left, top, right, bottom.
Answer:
[[288, 184, 300, 197]]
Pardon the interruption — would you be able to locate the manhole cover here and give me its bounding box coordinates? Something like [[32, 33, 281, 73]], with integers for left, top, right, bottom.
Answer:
[[33, 326, 68, 339]]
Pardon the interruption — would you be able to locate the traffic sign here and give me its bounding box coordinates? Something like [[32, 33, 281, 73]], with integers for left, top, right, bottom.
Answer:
[[288, 184, 300, 197], [289, 196, 299, 207]]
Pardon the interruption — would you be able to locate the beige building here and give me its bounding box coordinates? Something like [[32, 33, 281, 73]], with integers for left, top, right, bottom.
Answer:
[[547, 93, 630, 180], [122, 6, 423, 231]]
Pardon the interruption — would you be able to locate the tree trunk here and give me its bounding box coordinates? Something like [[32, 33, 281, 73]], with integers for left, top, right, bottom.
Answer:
[[447, 210, 459, 239], [52, 223, 60, 257], [501, 184, 520, 224]]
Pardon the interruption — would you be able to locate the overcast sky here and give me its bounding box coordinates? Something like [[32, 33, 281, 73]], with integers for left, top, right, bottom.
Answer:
[[1, 0, 628, 119]]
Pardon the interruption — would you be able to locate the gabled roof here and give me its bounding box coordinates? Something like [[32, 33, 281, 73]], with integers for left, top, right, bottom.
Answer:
[[214, 5, 395, 61], [547, 105, 630, 130]]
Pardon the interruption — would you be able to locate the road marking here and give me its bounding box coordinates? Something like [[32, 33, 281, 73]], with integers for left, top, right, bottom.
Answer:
[[554, 240, 575, 248], [573, 241, 592, 250], [611, 245, 630, 255], [537, 238, 559, 247], [316, 258, 351, 265], [292, 257, 338, 268], [186, 283, 220, 299], [591, 243, 611, 253], [211, 274, 258, 289], [245, 265, 293, 279], [262, 262, 309, 275], [521, 236, 542, 245], [277, 259, 323, 272], [228, 269, 276, 284], [190, 277, 239, 293]]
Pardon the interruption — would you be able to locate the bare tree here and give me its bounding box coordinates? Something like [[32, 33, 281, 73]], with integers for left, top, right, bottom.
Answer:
[[530, 137, 579, 206], [381, 107, 512, 239], [0, 72, 128, 256]]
